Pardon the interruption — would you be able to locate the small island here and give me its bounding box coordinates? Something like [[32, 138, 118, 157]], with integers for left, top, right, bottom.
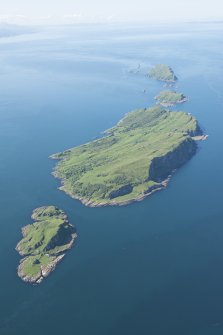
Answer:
[[149, 64, 177, 82], [16, 206, 77, 284], [155, 90, 187, 107], [51, 105, 204, 207]]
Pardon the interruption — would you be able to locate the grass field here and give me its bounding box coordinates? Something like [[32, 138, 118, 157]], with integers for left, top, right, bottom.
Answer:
[[149, 64, 177, 82], [155, 90, 187, 105], [16, 206, 76, 283], [52, 106, 201, 206]]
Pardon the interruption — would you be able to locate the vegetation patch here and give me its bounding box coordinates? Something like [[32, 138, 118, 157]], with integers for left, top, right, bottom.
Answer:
[[51, 105, 202, 207], [16, 206, 77, 284], [155, 90, 187, 106], [149, 64, 177, 82]]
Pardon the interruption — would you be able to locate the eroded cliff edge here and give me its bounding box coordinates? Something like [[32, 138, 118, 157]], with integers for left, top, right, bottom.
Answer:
[[50, 106, 205, 207]]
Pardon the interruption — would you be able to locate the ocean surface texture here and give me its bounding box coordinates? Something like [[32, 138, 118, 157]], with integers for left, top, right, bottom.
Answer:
[[0, 22, 223, 335]]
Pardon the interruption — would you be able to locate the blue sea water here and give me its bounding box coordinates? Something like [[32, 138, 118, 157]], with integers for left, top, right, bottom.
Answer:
[[0, 22, 223, 335]]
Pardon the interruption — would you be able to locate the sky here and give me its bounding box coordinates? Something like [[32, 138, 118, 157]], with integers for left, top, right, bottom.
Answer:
[[0, 0, 223, 25]]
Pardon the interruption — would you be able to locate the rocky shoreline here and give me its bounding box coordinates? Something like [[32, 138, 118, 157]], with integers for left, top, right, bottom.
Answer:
[[16, 206, 77, 284], [57, 179, 167, 208], [17, 232, 77, 284], [52, 133, 206, 208], [154, 91, 188, 107], [53, 171, 178, 208], [156, 97, 188, 107], [18, 254, 65, 284]]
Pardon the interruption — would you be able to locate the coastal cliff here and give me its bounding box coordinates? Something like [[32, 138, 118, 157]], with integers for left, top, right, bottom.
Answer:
[[149, 137, 197, 182], [51, 105, 205, 207]]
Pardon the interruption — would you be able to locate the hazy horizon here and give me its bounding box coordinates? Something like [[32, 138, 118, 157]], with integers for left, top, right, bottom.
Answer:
[[0, 0, 223, 25]]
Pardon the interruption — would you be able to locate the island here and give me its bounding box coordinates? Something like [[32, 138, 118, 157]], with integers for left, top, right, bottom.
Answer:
[[149, 64, 177, 82], [51, 105, 204, 207], [155, 90, 187, 107], [16, 206, 77, 284]]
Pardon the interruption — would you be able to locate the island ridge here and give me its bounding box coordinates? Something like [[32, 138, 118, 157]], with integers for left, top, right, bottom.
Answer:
[[149, 64, 177, 82], [51, 105, 204, 207], [155, 90, 187, 107]]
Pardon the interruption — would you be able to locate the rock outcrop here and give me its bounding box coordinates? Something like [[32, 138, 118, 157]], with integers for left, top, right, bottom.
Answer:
[[109, 184, 133, 199], [149, 138, 197, 182]]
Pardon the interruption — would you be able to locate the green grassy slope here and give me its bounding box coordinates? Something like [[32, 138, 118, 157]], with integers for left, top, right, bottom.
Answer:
[[16, 206, 76, 283], [31, 206, 67, 221], [149, 64, 177, 82], [155, 90, 187, 105], [51, 106, 201, 206]]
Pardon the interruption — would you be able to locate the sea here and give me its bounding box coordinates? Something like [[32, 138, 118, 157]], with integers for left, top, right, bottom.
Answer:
[[0, 21, 223, 335]]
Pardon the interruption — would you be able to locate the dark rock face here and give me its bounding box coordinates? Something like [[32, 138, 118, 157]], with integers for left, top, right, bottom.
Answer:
[[34, 240, 43, 249], [188, 121, 203, 137], [168, 67, 178, 82], [109, 184, 133, 199], [144, 183, 163, 194], [33, 259, 40, 265], [45, 224, 75, 251], [149, 138, 197, 182]]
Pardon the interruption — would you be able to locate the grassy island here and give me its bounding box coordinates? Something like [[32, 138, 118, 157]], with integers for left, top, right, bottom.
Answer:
[[149, 64, 177, 82], [16, 206, 77, 284], [51, 106, 203, 207], [155, 90, 187, 107]]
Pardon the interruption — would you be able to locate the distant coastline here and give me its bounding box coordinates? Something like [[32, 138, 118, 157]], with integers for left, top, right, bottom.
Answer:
[[155, 90, 188, 107]]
